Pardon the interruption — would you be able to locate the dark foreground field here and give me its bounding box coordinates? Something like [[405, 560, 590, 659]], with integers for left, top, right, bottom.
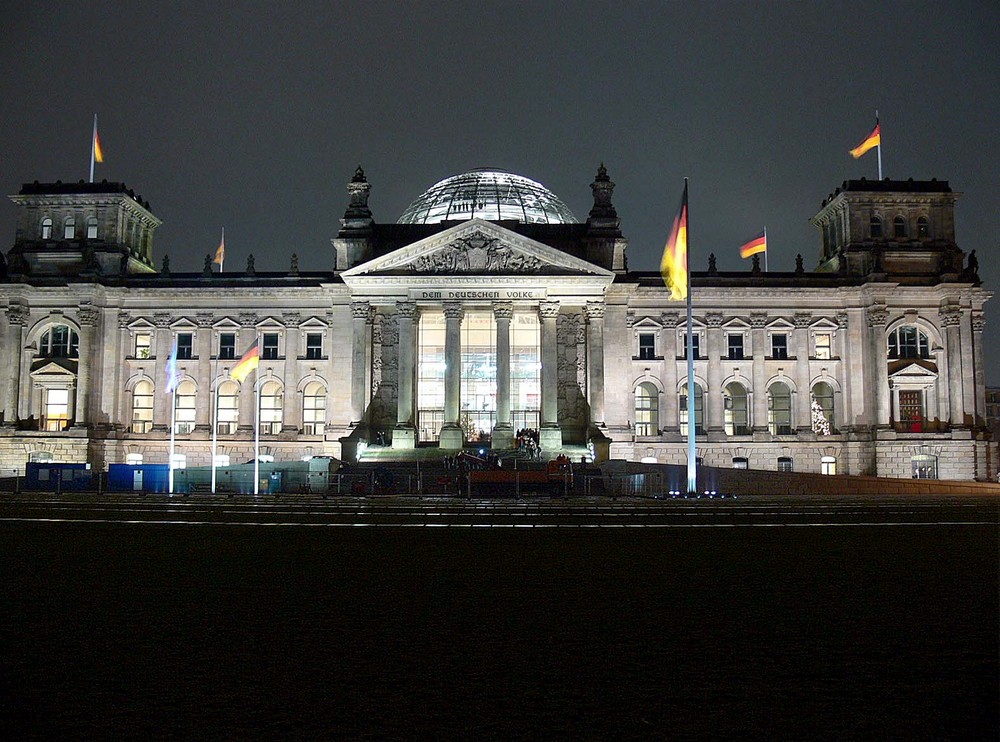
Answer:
[[0, 496, 997, 740]]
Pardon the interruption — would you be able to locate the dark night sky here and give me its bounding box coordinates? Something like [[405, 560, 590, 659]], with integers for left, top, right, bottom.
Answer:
[[2, 1, 998, 377]]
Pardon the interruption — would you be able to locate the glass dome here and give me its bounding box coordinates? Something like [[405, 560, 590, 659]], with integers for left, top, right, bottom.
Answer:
[[397, 168, 577, 225]]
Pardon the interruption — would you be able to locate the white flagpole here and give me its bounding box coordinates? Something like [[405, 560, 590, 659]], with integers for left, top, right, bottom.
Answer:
[[684, 179, 696, 496], [220, 227, 225, 273], [875, 110, 883, 180], [211, 359, 219, 494], [763, 226, 768, 273], [89, 114, 98, 183], [254, 372, 261, 495], [168, 386, 176, 494]]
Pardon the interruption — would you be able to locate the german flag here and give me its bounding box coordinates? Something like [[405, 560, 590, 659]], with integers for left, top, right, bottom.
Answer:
[[739, 230, 767, 259], [659, 182, 689, 301], [93, 128, 104, 163], [230, 339, 259, 383], [850, 121, 881, 159]]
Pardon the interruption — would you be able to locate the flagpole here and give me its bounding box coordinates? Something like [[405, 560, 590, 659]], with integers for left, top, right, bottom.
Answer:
[[89, 114, 98, 183], [168, 386, 176, 494], [254, 371, 261, 496], [211, 359, 219, 494], [875, 110, 883, 180], [763, 225, 768, 273], [684, 178, 696, 496], [220, 227, 225, 272]]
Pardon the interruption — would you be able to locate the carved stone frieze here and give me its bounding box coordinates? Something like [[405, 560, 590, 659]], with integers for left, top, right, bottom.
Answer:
[[409, 232, 542, 274]]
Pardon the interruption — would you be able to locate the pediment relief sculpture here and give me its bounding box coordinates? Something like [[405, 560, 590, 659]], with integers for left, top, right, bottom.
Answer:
[[410, 232, 542, 274]]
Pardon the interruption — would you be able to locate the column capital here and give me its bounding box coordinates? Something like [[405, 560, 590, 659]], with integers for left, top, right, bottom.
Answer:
[[282, 312, 302, 328], [350, 301, 370, 320], [538, 300, 560, 320], [749, 312, 768, 329], [492, 301, 514, 321], [866, 306, 889, 328], [661, 311, 679, 327], [238, 311, 258, 328], [396, 301, 418, 320], [585, 301, 605, 321], [196, 312, 215, 328], [972, 311, 986, 333], [835, 312, 849, 329], [706, 311, 723, 328], [938, 308, 961, 328], [5, 304, 30, 326], [77, 305, 100, 327], [153, 312, 172, 328], [117, 311, 132, 329], [793, 312, 812, 329], [443, 301, 464, 321]]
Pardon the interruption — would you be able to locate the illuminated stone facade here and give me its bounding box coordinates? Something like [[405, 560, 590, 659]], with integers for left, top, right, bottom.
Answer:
[[0, 168, 993, 480]]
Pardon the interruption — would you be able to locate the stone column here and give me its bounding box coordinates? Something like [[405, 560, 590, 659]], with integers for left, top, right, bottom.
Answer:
[[74, 304, 100, 427], [349, 301, 370, 426], [835, 312, 851, 430], [439, 301, 464, 449], [940, 307, 964, 427], [153, 312, 173, 431], [661, 312, 679, 434], [972, 312, 986, 428], [2, 305, 29, 425], [794, 312, 813, 434], [195, 313, 214, 431], [750, 313, 768, 436], [282, 313, 301, 432], [705, 312, 724, 438], [393, 301, 418, 449], [585, 301, 606, 429], [113, 312, 131, 429], [867, 306, 890, 428], [492, 301, 514, 446], [237, 312, 258, 433], [538, 300, 563, 451]]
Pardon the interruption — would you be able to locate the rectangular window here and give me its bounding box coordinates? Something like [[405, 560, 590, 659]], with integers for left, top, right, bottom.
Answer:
[[638, 333, 656, 360], [176, 333, 193, 360], [218, 332, 236, 360], [44, 388, 70, 431], [771, 333, 788, 359], [727, 333, 744, 360], [134, 332, 152, 359], [680, 332, 700, 359], [814, 332, 832, 360], [262, 333, 279, 360], [898, 390, 924, 432], [305, 333, 323, 359], [777, 456, 793, 473]]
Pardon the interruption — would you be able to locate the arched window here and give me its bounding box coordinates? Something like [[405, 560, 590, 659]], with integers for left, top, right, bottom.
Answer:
[[634, 382, 659, 436], [87, 216, 98, 239], [173, 380, 196, 434], [893, 216, 906, 239], [64, 216, 76, 240], [131, 380, 154, 434], [812, 382, 835, 434], [216, 380, 239, 435], [869, 214, 883, 239], [39, 325, 79, 358], [768, 382, 793, 435], [260, 380, 283, 435], [723, 382, 750, 435], [41, 217, 52, 239], [917, 216, 929, 238], [679, 382, 704, 436], [888, 327, 930, 359], [302, 381, 326, 435]]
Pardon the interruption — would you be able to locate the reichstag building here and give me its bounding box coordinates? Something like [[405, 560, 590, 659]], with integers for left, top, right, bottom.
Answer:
[[0, 166, 992, 480]]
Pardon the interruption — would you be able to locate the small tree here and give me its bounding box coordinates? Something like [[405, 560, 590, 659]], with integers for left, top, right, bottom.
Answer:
[[811, 399, 831, 436]]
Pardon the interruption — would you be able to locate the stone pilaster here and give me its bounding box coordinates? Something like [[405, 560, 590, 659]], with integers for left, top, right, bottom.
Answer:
[[282, 312, 301, 432], [794, 312, 813, 434], [661, 312, 679, 433], [393, 301, 418, 449], [940, 307, 964, 427], [705, 312, 724, 438], [585, 301, 606, 429], [349, 301, 370, 426], [492, 301, 514, 446], [2, 305, 29, 425], [439, 301, 464, 449], [750, 313, 768, 436], [153, 312, 173, 430], [237, 312, 258, 432], [538, 300, 562, 451], [74, 304, 100, 427], [867, 306, 890, 428], [195, 313, 214, 430], [972, 312, 986, 427]]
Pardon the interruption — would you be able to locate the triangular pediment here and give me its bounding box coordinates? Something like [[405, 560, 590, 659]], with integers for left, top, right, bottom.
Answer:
[[342, 219, 613, 279], [888, 359, 938, 383]]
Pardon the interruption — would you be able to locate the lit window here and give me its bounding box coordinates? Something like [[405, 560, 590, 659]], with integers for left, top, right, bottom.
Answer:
[[260, 380, 283, 434], [723, 382, 750, 435], [134, 332, 152, 359], [302, 381, 326, 435], [87, 216, 98, 239], [174, 380, 196, 434], [869, 215, 882, 239], [888, 327, 930, 359], [732, 457, 749, 470], [305, 333, 323, 360], [768, 382, 793, 435], [64, 217, 75, 240], [911, 454, 937, 479], [634, 382, 658, 436], [218, 332, 236, 360], [41, 217, 52, 239], [638, 333, 656, 360], [727, 333, 744, 360], [216, 381, 238, 434], [262, 333, 279, 360], [40, 325, 79, 358], [814, 332, 832, 360], [893, 216, 906, 238], [176, 333, 193, 360], [917, 216, 929, 238], [131, 380, 153, 433], [770, 333, 788, 359], [821, 456, 837, 475], [44, 388, 70, 431], [679, 382, 704, 436]]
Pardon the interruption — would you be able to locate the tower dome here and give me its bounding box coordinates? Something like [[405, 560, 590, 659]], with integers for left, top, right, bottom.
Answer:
[[397, 168, 577, 225]]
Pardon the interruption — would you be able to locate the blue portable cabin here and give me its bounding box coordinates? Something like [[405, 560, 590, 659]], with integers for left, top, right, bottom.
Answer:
[[107, 464, 170, 493], [24, 462, 94, 491]]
